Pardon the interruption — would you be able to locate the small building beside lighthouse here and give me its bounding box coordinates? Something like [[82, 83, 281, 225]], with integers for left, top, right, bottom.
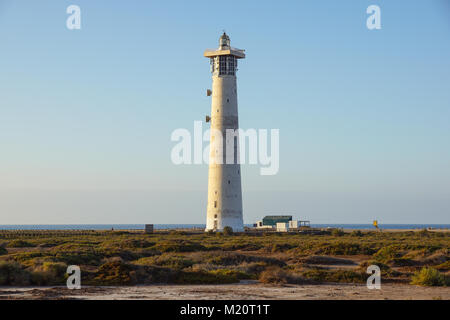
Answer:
[[204, 33, 245, 232]]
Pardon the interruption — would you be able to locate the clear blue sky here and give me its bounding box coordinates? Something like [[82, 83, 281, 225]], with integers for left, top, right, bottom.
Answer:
[[0, 0, 449, 224]]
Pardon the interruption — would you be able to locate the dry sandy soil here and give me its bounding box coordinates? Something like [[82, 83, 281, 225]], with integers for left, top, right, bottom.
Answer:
[[0, 282, 448, 300]]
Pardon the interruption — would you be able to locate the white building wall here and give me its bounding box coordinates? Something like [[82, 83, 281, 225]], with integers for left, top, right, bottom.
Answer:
[[276, 222, 289, 232], [205, 74, 243, 232], [289, 220, 299, 229]]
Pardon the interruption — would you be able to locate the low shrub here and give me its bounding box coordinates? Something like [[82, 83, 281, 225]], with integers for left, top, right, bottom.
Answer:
[[94, 260, 136, 285], [0, 262, 31, 285], [301, 268, 366, 283], [169, 231, 187, 235], [419, 250, 448, 266], [410, 267, 448, 286], [206, 252, 285, 267], [434, 261, 450, 271], [30, 261, 68, 285], [373, 245, 402, 263], [0, 246, 7, 256], [209, 269, 254, 280], [270, 243, 295, 253], [358, 260, 402, 278], [7, 240, 36, 248], [42, 261, 67, 276], [259, 267, 306, 284], [53, 251, 102, 266], [418, 229, 430, 237], [331, 229, 345, 237], [104, 239, 155, 249], [135, 265, 178, 284], [359, 260, 390, 271], [12, 251, 47, 263], [315, 242, 375, 256], [153, 241, 206, 253], [388, 258, 417, 267], [303, 255, 355, 265], [36, 239, 66, 248], [97, 248, 140, 261], [350, 230, 364, 237], [240, 262, 271, 275], [174, 270, 238, 284], [220, 242, 263, 251], [134, 254, 194, 270], [223, 226, 233, 236]]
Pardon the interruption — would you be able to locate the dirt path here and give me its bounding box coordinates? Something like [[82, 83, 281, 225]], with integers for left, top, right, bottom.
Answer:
[[0, 282, 448, 300]]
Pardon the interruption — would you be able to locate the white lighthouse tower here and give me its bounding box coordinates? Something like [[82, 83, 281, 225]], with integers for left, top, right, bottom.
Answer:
[[204, 33, 245, 232]]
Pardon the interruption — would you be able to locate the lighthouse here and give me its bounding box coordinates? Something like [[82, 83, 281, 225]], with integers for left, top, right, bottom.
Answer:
[[204, 33, 245, 232]]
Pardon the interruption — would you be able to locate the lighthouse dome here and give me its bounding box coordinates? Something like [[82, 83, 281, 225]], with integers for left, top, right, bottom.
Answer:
[[219, 32, 230, 49]]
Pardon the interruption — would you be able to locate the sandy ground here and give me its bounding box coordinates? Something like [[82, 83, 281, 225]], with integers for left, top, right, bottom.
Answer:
[[0, 282, 448, 300]]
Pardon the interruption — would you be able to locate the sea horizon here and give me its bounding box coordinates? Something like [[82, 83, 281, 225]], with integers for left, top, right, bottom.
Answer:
[[0, 224, 448, 231]]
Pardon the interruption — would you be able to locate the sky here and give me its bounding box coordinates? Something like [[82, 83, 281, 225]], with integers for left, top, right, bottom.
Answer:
[[0, 0, 449, 224]]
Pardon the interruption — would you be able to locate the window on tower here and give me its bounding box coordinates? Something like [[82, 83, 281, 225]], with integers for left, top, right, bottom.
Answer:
[[216, 55, 237, 76], [227, 56, 236, 75], [210, 58, 215, 73], [219, 56, 227, 75]]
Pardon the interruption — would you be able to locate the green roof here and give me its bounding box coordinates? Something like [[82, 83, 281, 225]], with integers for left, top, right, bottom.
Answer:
[[262, 215, 293, 226], [263, 215, 292, 219]]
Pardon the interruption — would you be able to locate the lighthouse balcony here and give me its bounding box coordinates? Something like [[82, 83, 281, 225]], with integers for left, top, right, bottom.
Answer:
[[203, 47, 245, 59]]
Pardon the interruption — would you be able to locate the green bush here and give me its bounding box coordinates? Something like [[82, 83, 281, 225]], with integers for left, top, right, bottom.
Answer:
[[301, 268, 366, 283], [153, 241, 206, 253], [97, 248, 140, 261], [53, 251, 102, 266], [358, 260, 402, 278], [12, 251, 47, 263], [0, 246, 7, 256], [418, 229, 430, 237], [240, 262, 270, 275], [42, 261, 67, 276], [0, 262, 31, 285], [134, 254, 194, 270], [316, 242, 375, 255], [221, 242, 263, 251], [134, 265, 178, 284], [259, 267, 289, 284], [410, 267, 447, 286], [29, 262, 68, 285], [373, 245, 401, 263], [350, 230, 364, 237], [35, 239, 67, 248], [270, 243, 295, 253], [94, 260, 136, 285], [359, 260, 390, 271], [434, 261, 450, 271], [7, 240, 36, 248], [223, 226, 233, 236], [104, 239, 155, 249], [209, 269, 254, 280], [174, 270, 238, 284], [259, 267, 305, 284], [388, 258, 417, 267], [206, 252, 285, 267], [331, 229, 345, 237]]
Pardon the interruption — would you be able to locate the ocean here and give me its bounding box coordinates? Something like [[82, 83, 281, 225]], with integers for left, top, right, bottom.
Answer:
[[0, 224, 448, 230]]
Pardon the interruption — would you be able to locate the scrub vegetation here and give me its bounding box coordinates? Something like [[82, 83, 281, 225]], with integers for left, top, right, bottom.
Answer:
[[0, 229, 448, 286]]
